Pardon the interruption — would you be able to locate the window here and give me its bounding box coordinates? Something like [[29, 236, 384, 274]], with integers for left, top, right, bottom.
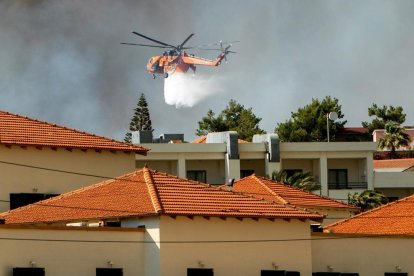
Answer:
[[311, 224, 323, 232], [13, 268, 45, 276], [187, 170, 207, 183], [187, 268, 214, 276], [10, 193, 59, 210], [96, 268, 123, 276], [104, 221, 121, 227], [328, 169, 348, 189], [240, 170, 254, 178]]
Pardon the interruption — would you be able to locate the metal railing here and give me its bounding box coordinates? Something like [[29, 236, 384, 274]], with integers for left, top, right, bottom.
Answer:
[[328, 182, 367, 189]]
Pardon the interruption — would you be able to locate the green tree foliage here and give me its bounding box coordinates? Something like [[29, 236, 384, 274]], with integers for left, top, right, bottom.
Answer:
[[348, 190, 389, 211], [196, 99, 265, 141], [378, 122, 411, 158], [195, 110, 228, 135], [125, 93, 154, 143], [275, 96, 346, 142], [271, 170, 320, 191], [362, 104, 406, 136]]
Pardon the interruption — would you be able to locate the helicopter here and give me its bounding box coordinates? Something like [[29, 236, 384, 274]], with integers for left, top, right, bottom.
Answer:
[[121, 32, 236, 79]]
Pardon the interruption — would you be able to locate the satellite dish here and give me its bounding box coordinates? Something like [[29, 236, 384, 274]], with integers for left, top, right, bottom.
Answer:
[[328, 112, 338, 121]]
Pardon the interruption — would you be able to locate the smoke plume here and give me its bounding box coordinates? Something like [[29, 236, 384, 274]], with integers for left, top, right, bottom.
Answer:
[[164, 74, 224, 108], [2, 1, 414, 141]]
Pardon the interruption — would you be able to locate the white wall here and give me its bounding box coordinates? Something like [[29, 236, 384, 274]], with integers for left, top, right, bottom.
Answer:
[[159, 216, 313, 276], [374, 171, 414, 188], [122, 217, 161, 276], [136, 160, 178, 176], [240, 159, 266, 177], [0, 226, 144, 276], [312, 233, 414, 275], [303, 207, 356, 226], [186, 160, 226, 184], [0, 146, 136, 212]]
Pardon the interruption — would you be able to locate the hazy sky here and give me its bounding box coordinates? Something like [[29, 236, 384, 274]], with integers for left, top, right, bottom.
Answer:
[[1, 0, 414, 142]]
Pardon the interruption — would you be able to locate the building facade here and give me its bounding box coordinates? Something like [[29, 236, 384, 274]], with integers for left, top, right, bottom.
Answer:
[[0, 167, 323, 276], [134, 131, 377, 201], [313, 194, 414, 275]]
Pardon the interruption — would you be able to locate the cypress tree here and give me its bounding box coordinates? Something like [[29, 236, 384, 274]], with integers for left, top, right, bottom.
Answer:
[[125, 93, 153, 143]]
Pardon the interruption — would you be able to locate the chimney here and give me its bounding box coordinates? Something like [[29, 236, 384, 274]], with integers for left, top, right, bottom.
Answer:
[[132, 130, 153, 144]]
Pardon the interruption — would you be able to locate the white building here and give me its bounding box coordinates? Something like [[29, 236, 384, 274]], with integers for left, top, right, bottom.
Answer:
[[134, 131, 377, 202], [0, 167, 323, 276]]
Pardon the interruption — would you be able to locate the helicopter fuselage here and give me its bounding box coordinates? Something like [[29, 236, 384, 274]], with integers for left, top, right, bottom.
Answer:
[[147, 54, 191, 76], [146, 50, 228, 78]]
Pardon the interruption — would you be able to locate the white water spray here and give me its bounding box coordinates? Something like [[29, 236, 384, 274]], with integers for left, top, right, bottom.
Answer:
[[164, 73, 223, 108]]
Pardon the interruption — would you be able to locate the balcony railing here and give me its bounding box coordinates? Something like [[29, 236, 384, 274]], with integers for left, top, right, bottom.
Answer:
[[328, 182, 367, 190]]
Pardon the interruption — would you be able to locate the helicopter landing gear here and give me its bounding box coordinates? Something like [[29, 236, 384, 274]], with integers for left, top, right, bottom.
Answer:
[[163, 72, 169, 78]]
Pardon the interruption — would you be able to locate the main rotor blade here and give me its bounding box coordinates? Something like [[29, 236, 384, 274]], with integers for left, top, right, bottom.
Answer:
[[132, 32, 176, 48], [197, 48, 222, 51], [121, 43, 172, 49], [191, 48, 237, 54], [179, 33, 195, 49], [197, 41, 240, 48]]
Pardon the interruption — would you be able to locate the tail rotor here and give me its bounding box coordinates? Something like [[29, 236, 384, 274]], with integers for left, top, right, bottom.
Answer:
[[218, 41, 237, 63]]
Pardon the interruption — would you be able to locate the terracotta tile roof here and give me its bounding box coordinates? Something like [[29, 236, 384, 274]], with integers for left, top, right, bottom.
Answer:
[[233, 175, 358, 210], [192, 135, 249, 144], [324, 194, 414, 235], [373, 158, 414, 171], [0, 167, 323, 224], [0, 111, 148, 154], [191, 136, 207, 143]]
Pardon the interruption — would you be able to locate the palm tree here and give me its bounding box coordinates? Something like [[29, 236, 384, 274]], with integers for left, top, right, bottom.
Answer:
[[272, 170, 320, 191], [378, 122, 411, 158], [348, 190, 389, 211]]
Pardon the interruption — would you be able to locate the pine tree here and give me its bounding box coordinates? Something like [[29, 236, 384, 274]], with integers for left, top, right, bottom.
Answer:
[[275, 96, 346, 142], [125, 93, 153, 143], [362, 104, 406, 137], [196, 99, 265, 142]]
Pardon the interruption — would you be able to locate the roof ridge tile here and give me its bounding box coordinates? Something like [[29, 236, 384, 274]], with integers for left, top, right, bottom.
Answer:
[[143, 167, 163, 214], [252, 175, 289, 204]]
